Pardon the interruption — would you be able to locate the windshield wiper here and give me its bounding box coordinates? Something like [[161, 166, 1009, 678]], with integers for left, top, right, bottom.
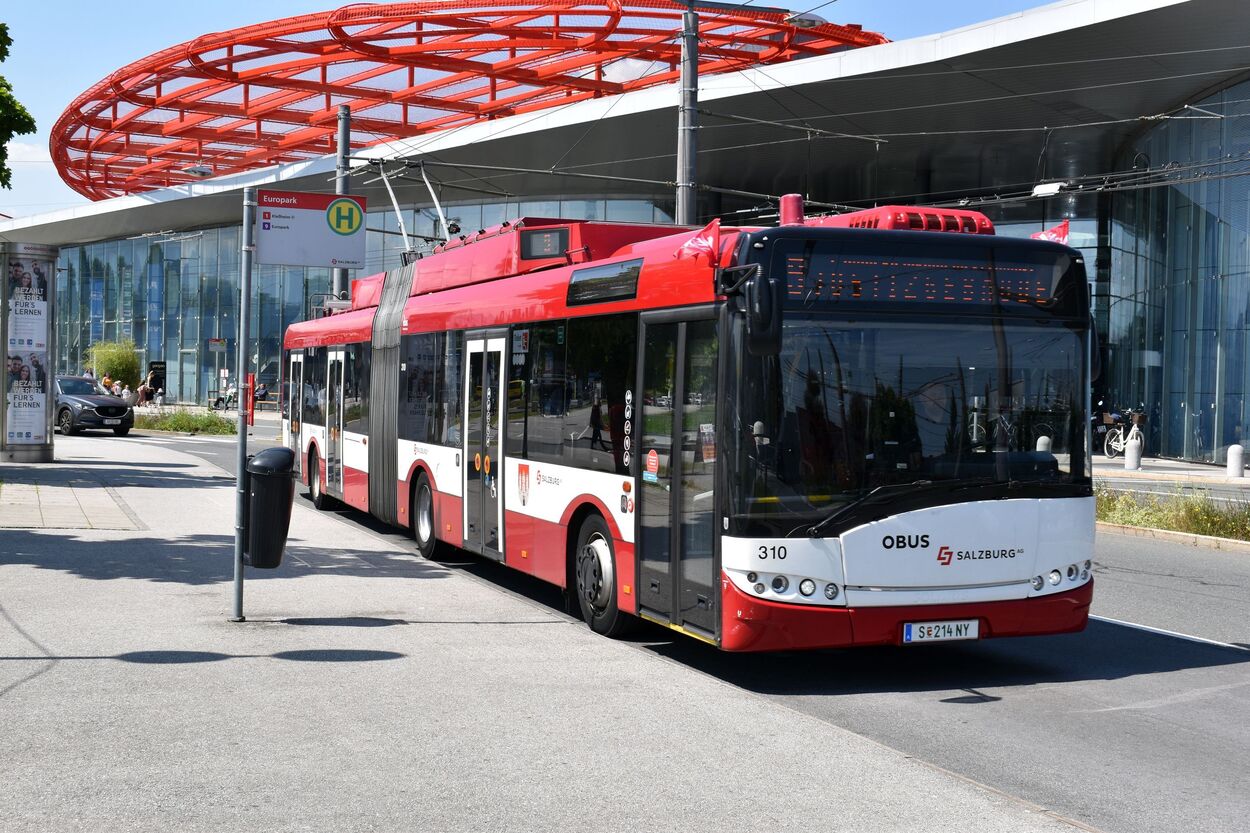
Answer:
[[803, 477, 998, 538]]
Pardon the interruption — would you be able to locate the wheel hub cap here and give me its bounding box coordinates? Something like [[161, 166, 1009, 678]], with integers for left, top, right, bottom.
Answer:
[[577, 534, 613, 610]]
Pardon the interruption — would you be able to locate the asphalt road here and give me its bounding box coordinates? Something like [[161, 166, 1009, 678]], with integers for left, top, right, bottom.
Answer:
[[139, 428, 1250, 833]]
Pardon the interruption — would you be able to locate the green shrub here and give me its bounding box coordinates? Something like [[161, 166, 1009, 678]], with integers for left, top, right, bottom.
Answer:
[[1095, 484, 1250, 541], [88, 340, 141, 388], [134, 410, 236, 435]]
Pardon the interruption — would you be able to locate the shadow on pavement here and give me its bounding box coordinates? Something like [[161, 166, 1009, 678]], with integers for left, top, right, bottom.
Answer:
[[636, 617, 1250, 695], [0, 530, 452, 585], [1, 649, 405, 666]]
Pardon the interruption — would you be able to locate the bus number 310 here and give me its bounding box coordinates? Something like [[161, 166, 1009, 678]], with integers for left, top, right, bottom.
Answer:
[[758, 545, 787, 560]]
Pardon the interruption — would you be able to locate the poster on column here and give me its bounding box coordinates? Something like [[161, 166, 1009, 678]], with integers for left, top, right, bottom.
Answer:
[[6, 245, 54, 445]]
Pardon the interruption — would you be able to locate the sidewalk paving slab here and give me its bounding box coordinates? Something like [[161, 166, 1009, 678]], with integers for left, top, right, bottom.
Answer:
[[2, 436, 1086, 833]]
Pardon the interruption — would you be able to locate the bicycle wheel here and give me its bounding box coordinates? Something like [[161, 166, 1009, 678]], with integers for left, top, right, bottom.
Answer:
[[1104, 428, 1121, 459]]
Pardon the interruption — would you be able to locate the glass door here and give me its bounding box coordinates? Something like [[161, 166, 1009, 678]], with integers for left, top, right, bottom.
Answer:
[[286, 352, 303, 475], [327, 348, 345, 496], [463, 333, 506, 559], [637, 314, 719, 635]]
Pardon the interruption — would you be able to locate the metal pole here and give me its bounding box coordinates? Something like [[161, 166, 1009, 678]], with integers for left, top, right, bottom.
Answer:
[[675, 4, 699, 225], [231, 187, 256, 622], [332, 105, 351, 299]]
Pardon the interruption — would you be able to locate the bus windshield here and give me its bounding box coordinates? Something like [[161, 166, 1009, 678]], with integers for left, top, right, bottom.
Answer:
[[728, 312, 1087, 534]]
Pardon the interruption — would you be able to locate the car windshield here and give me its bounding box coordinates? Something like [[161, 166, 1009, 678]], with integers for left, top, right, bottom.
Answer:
[[59, 378, 106, 396], [728, 314, 1087, 526]]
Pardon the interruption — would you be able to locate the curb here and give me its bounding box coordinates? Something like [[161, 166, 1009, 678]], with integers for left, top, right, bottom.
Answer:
[[1094, 469, 1249, 486], [1096, 521, 1250, 552]]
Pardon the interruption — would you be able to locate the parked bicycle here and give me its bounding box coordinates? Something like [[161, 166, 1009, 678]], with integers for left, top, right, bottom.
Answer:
[[1103, 403, 1145, 458]]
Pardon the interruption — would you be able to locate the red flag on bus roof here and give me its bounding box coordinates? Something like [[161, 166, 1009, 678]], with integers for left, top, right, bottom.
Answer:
[[675, 218, 721, 263], [1030, 219, 1070, 245]]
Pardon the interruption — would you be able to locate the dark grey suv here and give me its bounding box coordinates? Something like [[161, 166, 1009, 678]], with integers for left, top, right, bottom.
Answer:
[[54, 376, 134, 436]]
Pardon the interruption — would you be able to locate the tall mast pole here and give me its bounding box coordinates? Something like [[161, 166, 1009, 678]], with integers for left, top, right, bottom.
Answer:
[[676, 2, 698, 225]]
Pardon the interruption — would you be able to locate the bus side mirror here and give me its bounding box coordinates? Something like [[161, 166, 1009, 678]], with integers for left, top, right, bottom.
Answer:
[[745, 273, 782, 356]]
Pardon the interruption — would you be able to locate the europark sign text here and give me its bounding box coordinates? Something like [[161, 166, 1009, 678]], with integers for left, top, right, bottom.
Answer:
[[255, 189, 367, 269]]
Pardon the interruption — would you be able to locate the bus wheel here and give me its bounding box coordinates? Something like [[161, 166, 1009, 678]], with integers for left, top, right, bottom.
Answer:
[[574, 514, 631, 637], [412, 472, 440, 558], [309, 448, 329, 510]]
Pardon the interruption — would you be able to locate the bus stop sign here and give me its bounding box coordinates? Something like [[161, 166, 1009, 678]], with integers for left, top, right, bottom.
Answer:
[[255, 189, 367, 269]]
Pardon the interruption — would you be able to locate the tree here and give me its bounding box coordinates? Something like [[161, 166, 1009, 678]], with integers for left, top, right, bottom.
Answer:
[[89, 340, 141, 389], [0, 23, 36, 190]]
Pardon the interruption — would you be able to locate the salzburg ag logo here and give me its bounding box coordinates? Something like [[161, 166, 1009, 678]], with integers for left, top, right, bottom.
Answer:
[[518, 464, 530, 506], [937, 546, 954, 566]]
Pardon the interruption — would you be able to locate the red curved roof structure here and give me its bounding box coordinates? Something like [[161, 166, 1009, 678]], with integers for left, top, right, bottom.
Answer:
[[51, 1, 887, 200]]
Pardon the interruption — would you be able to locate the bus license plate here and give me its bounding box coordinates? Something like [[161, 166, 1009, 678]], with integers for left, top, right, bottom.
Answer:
[[104, 419, 121, 425], [903, 619, 979, 644]]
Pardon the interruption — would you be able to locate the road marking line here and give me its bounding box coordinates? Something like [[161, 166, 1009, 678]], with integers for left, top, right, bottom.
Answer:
[[1090, 615, 1249, 652]]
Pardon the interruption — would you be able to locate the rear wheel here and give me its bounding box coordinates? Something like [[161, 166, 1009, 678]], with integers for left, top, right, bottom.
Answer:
[[1104, 428, 1121, 459], [309, 448, 329, 509], [412, 472, 440, 558], [574, 514, 632, 637], [58, 409, 76, 436]]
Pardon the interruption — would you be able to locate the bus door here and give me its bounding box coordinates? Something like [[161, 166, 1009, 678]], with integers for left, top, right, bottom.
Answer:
[[463, 333, 507, 560], [327, 347, 345, 496], [286, 351, 303, 475], [637, 312, 719, 636]]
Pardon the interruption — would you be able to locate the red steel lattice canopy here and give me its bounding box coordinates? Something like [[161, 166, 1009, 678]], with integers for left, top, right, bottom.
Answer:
[[50, 1, 887, 200]]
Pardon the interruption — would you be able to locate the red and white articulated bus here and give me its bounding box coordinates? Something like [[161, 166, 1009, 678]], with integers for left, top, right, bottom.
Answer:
[[282, 197, 1094, 651]]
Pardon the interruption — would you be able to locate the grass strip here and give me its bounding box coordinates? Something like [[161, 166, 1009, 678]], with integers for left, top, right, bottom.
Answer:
[[1096, 484, 1250, 542], [134, 410, 237, 435]]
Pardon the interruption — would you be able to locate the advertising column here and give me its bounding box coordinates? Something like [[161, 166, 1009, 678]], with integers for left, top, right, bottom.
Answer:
[[2, 242, 57, 462]]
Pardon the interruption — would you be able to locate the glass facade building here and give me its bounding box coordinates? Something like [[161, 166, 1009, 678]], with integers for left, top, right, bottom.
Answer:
[[53, 196, 671, 404], [1106, 77, 1250, 463]]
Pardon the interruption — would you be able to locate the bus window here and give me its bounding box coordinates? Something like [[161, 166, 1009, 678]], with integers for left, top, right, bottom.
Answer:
[[401, 332, 442, 444], [302, 347, 326, 426], [440, 333, 464, 447], [507, 322, 566, 462], [564, 313, 636, 474]]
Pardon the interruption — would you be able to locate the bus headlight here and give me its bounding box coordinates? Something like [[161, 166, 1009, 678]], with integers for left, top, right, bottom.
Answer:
[[1048, 570, 1062, 586], [1066, 564, 1079, 580], [1031, 575, 1044, 591], [747, 572, 758, 583], [799, 579, 816, 597], [771, 575, 789, 593], [824, 583, 839, 600], [753, 582, 766, 595]]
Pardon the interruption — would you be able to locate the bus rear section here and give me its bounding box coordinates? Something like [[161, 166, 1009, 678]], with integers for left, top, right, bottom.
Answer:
[[283, 205, 1094, 652]]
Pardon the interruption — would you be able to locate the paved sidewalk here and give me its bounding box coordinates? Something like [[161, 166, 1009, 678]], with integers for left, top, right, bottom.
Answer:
[[1, 436, 1081, 833], [1094, 453, 1250, 491]]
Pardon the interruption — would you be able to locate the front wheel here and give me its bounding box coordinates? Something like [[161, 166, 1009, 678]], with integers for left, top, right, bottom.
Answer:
[[58, 409, 76, 436], [1104, 427, 1121, 459], [411, 472, 440, 558], [308, 448, 330, 510], [574, 514, 633, 637]]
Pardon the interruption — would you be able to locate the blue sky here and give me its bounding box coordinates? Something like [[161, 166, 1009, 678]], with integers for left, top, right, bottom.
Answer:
[[0, 0, 1046, 219]]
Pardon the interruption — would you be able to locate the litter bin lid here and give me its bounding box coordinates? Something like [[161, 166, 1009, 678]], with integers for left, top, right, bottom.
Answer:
[[246, 446, 296, 475]]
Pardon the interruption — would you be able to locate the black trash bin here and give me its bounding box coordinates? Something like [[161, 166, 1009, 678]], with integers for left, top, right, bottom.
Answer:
[[244, 446, 296, 568]]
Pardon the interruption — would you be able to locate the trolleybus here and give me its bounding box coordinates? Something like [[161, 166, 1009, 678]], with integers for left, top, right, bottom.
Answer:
[[282, 197, 1094, 651]]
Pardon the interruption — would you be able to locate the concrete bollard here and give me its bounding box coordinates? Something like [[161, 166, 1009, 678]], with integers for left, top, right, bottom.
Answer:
[[1124, 437, 1142, 471], [1036, 435, 1052, 452], [1228, 444, 1244, 478]]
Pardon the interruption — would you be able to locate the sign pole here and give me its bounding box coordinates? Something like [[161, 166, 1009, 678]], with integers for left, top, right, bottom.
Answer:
[[231, 187, 256, 622], [332, 105, 351, 299]]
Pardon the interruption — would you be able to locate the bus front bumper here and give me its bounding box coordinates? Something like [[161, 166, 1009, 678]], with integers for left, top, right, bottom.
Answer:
[[719, 575, 1093, 652]]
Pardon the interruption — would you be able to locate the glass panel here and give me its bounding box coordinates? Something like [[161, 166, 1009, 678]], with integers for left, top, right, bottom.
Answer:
[[465, 349, 485, 548], [679, 320, 718, 631], [485, 348, 502, 553], [564, 314, 634, 473], [639, 322, 678, 615]]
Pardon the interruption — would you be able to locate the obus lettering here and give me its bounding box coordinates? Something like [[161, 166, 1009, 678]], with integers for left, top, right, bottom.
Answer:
[[881, 534, 929, 550]]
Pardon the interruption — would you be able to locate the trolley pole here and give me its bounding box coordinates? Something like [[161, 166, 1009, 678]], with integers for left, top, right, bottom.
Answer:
[[332, 105, 351, 299], [231, 186, 256, 622], [675, 2, 698, 225]]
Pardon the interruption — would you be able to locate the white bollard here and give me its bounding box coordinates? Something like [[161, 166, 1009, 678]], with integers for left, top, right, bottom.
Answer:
[[1228, 444, 1244, 478], [1124, 437, 1142, 471], [1036, 435, 1052, 453]]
